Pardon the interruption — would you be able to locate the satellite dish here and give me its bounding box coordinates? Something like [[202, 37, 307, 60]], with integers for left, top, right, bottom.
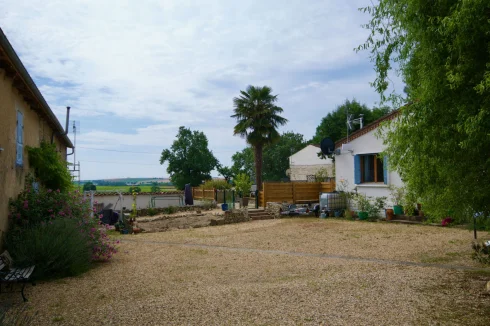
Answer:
[[320, 138, 335, 155]]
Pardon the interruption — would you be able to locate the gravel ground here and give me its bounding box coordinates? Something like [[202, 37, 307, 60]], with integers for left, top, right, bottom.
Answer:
[[3, 219, 490, 325]]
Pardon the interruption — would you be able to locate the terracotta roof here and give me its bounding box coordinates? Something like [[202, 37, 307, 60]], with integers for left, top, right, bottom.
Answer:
[[334, 109, 400, 148], [0, 28, 73, 148], [93, 191, 184, 197]]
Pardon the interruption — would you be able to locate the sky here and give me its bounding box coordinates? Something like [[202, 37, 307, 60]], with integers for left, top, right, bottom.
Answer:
[[0, 0, 403, 180]]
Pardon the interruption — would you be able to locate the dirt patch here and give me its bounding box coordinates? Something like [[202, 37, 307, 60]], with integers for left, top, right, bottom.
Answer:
[[135, 208, 225, 232]]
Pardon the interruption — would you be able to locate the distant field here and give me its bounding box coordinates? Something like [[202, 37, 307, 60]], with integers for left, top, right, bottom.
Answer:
[[82, 185, 177, 193]]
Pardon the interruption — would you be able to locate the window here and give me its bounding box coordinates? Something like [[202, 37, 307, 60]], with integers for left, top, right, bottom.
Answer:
[[16, 110, 23, 166], [354, 154, 387, 184]]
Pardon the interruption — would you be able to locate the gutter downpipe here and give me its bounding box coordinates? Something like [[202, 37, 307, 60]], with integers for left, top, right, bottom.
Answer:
[[51, 106, 70, 145]]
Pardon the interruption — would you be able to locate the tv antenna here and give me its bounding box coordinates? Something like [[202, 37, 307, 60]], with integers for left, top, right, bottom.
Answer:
[[71, 120, 81, 188], [346, 109, 364, 143]]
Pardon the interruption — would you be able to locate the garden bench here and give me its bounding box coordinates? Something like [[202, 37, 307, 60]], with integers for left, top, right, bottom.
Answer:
[[0, 251, 35, 302]]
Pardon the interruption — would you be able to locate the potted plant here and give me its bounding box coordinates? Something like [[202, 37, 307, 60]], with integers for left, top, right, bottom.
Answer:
[[369, 196, 387, 220], [389, 185, 405, 215], [355, 194, 370, 220], [234, 173, 253, 207]]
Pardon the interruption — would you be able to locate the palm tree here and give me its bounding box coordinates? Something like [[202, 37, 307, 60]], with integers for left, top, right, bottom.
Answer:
[[231, 85, 288, 191]]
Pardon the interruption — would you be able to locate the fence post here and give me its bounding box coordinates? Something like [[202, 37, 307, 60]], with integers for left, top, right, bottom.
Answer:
[[255, 190, 259, 208], [89, 190, 94, 218], [291, 182, 296, 204], [263, 183, 266, 207]]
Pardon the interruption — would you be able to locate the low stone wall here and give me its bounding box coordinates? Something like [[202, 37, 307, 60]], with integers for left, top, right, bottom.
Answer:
[[265, 202, 283, 218], [135, 204, 214, 217], [210, 208, 250, 226]]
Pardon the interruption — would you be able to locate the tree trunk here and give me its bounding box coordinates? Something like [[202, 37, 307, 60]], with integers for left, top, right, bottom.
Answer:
[[254, 144, 263, 191]]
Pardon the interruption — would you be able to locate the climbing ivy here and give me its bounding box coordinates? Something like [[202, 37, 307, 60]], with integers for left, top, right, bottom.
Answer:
[[27, 142, 72, 192]]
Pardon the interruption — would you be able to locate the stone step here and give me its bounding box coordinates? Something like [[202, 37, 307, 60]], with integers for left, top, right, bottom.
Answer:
[[250, 214, 273, 221]]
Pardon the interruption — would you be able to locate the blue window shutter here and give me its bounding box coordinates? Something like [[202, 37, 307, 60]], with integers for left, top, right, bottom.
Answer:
[[383, 156, 388, 185], [354, 155, 361, 184], [16, 111, 23, 166]]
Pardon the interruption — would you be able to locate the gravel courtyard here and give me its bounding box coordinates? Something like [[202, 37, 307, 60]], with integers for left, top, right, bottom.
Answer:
[[15, 219, 490, 325]]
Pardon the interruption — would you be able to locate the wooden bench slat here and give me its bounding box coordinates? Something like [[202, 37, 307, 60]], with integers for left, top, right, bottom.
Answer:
[[3, 266, 35, 282]]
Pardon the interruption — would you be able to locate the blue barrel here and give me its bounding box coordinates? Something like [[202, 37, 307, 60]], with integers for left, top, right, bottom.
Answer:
[[221, 203, 228, 211]]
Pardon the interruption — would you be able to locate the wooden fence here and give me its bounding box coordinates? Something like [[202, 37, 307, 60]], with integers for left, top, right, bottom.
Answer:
[[258, 181, 335, 207], [192, 188, 215, 201]]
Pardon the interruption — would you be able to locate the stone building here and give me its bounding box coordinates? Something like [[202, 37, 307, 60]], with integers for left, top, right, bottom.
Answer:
[[287, 144, 334, 181]]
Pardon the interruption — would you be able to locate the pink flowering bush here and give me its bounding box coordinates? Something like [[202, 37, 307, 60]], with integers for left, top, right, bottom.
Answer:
[[6, 186, 117, 279], [441, 217, 453, 227]]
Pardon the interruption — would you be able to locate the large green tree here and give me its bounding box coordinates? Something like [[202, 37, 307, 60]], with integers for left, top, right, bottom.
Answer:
[[231, 132, 306, 182], [231, 147, 255, 182], [160, 127, 218, 190], [231, 86, 288, 190], [263, 132, 306, 181], [82, 182, 96, 191], [216, 164, 234, 182], [361, 0, 490, 221], [311, 99, 391, 144]]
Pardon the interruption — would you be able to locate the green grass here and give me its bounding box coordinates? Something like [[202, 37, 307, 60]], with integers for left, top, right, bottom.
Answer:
[[78, 185, 177, 193]]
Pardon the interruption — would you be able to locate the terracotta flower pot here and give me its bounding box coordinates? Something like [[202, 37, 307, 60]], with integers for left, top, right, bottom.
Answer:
[[385, 208, 394, 220]]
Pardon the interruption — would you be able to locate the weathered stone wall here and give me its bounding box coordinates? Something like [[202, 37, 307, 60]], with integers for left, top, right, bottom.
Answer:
[[265, 202, 284, 219], [211, 208, 250, 226], [135, 204, 215, 217], [289, 164, 334, 181]]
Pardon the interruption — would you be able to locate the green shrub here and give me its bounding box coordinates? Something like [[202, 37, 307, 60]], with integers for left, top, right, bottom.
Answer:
[[234, 173, 252, 197], [5, 219, 92, 280], [163, 206, 178, 214], [9, 187, 90, 227], [201, 200, 217, 210], [201, 179, 232, 190], [128, 186, 142, 193], [147, 207, 158, 216], [467, 215, 490, 231], [354, 194, 387, 220], [26, 142, 73, 192]]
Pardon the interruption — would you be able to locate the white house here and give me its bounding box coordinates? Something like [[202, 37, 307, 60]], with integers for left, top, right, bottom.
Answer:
[[334, 110, 403, 207], [288, 144, 334, 181]]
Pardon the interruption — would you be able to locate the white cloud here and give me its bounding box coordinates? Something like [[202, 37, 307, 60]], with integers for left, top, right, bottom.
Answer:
[[0, 0, 400, 179]]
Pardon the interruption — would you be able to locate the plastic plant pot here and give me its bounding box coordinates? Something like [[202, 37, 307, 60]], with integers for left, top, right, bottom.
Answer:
[[393, 205, 403, 215], [358, 211, 369, 220], [221, 203, 228, 211]]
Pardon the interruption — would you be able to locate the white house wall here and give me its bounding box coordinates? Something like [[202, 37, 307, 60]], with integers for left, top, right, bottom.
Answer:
[[335, 128, 404, 208], [289, 145, 332, 165], [289, 145, 333, 181]]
